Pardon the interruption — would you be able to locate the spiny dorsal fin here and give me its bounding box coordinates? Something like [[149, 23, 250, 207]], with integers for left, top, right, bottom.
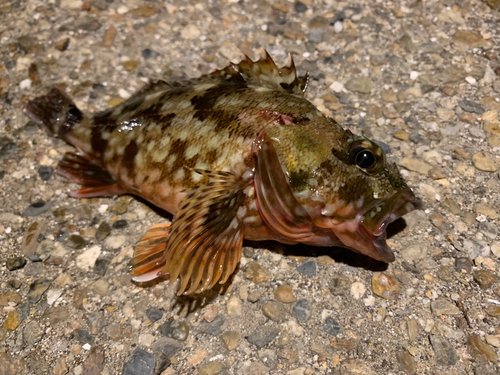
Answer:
[[201, 48, 309, 96]]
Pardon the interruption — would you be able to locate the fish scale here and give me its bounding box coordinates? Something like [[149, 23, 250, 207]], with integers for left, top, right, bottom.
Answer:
[[24, 49, 421, 295]]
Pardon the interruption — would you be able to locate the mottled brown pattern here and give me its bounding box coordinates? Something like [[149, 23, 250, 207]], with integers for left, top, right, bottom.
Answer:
[[123, 140, 139, 177]]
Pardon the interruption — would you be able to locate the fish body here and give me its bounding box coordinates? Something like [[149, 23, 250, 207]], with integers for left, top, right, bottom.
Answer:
[[25, 50, 421, 295]]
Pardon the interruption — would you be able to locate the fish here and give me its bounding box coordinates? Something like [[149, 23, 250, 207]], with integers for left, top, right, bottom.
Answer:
[[24, 49, 422, 295]]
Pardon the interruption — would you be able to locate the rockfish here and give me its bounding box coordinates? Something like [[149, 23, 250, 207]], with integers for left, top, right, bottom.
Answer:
[[24, 50, 421, 295]]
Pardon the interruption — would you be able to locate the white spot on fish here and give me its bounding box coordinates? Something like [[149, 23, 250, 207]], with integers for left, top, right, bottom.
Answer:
[[236, 206, 247, 219], [166, 154, 177, 169], [185, 144, 201, 159], [101, 131, 111, 140], [173, 168, 185, 182], [135, 152, 144, 167]]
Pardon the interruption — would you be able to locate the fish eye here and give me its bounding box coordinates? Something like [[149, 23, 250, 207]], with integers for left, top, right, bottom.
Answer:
[[356, 150, 375, 169], [347, 139, 385, 174]]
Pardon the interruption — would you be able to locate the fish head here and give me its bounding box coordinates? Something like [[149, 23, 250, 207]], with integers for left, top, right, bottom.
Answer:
[[259, 120, 422, 263]]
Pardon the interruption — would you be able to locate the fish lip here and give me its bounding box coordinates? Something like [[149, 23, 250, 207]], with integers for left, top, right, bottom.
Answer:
[[359, 189, 422, 262]]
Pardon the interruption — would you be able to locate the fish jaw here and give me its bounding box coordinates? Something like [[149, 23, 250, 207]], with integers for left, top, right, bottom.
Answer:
[[329, 188, 422, 262]]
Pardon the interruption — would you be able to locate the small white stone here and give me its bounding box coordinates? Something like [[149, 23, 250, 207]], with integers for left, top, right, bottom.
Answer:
[[410, 71, 419, 80], [285, 319, 304, 336], [46, 289, 63, 305], [82, 343, 91, 351], [351, 282, 366, 300], [20, 79, 32, 90], [118, 88, 131, 99], [227, 296, 242, 316], [465, 76, 477, 85], [117, 5, 129, 14], [76, 245, 101, 270], [98, 204, 108, 214], [104, 235, 126, 249], [138, 333, 155, 347], [333, 21, 343, 33], [329, 81, 344, 93], [363, 295, 376, 306], [491, 242, 500, 258], [181, 24, 201, 39]]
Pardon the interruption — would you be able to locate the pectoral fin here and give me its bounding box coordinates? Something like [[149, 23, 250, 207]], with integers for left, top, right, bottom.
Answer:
[[131, 170, 248, 295]]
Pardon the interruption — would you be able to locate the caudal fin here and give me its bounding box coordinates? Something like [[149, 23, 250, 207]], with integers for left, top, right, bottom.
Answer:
[[24, 87, 82, 139]]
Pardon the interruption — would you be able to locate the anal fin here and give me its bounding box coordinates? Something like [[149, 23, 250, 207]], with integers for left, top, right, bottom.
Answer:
[[57, 152, 125, 197], [130, 223, 171, 283]]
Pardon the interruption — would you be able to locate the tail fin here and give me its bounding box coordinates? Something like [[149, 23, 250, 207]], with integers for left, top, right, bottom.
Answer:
[[24, 87, 82, 139]]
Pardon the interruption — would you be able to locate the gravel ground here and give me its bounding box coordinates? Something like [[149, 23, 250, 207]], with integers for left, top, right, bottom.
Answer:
[[1, 0, 500, 374]]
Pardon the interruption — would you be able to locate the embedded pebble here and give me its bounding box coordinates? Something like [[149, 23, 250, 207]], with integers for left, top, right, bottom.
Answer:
[[345, 78, 373, 93], [430, 336, 457, 366], [262, 301, 286, 322], [159, 320, 189, 341], [472, 152, 498, 172], [76, 246, 101, 270], [372, 273, 400, 300], [247, 326, 280, 348], [3, 311, 21, 330], [350, 282, 366, 300], [274, 284, 295, 303], [431, 300, 461, 315], [473, 270, 498, 288], [6, 257, 26, 271], [291, 299, 312, 322], [245, 261, 272, 284], [296, 261, 316, 277], [221, 330, 240, 351], [122, 348, 155, 375], [227, 296, 242, 316], [467, 335, 498, 362]]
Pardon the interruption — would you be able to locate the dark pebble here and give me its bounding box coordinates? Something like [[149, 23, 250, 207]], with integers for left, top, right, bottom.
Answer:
[[294, 1, 307, 13], [6, 256, 27, 271], [38, 166, 53, 181], [66, 235, 86, 250], [430, 335, 457, 366], [297, 261, 316, 277], [151, 337, 183, 358], [330, 11, 346, 24], [459, 100, 485, 114], [123, 348, 156, 375], [292, 299, 312, 322], [72, 329, 94, 345], [19, 303, 30, 320], [82, 347, 105, 375], [473, 270, 499, 289], [455, 257, 472, 273], [93, 258, 110, 276], [9, 279, 22, 289], [323, 316, 341, 336], [27, 279, 51, 303], [142, 48, 160, 60], [146, 307, 164, 322], [246, 325, 280, 348], [27, 254, 42, 262], [243, 247, 255, 258], [23, 201, 54, 217], [96, 222, 111, 241], [199, 314, 225, 336], [112, 220, 128, 229], [159, 320, 189, 341], [373, 140, 391, 154], [0, 170, 6, 179]]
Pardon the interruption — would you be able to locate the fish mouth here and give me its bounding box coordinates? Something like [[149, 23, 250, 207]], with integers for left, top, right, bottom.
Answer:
[[330, 188, 422, 263], [356, 188, 423, 262]]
